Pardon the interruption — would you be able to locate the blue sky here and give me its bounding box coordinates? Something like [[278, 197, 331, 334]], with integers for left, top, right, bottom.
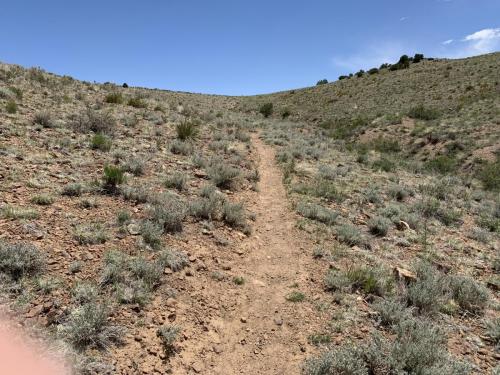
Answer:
[[1, 1, 499, 95]]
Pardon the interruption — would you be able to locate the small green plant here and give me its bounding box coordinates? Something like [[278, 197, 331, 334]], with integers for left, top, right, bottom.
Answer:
[[116, 210, 131, 225], [0, 205, 39, 220], [91, 133, 112, 151], [158, 248, 189, 271], [326, 265, 393, 297], [367, 216, 391, 236], [286, 291, 305, 302], [405, 262, 447, 315], [335, 224, 365, 247], [170, 139, 193, 155], [127, 97, 147, 108], [31, 194, 54, 206], [316, 79, 328, 85], [259, 102, 273, 118], [140, 220, 163, 250], [296, 202, 338, 225], [157, 325, 180, 357], [62, 183, 83, 197], [72, 282, 99, 304], [448, 275, 489, 314], [425, 155, 457, 174], [6, 100, 17, 114], [164, 172, 188, 191], [122, 157, 145, 176], [104, 92, 123, 104], [74, 223, 108, 245], [484, 318, 500, 348], [372, 157, 396, 172], [33, 111, 54, 128], [233, 276, 245, 285], [408, 104, 440, 120], [190, 194, 223, 221], [477, 157, 499, 191], [176, 119, 199, 140], [222, 201, 247, 230], [308, 333, 332, 346], [102, 165, 125, 193], [121, 186, 150, 203]]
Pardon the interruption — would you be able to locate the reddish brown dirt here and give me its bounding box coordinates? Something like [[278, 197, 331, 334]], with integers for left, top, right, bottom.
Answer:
[[170, 134, 327, 374]]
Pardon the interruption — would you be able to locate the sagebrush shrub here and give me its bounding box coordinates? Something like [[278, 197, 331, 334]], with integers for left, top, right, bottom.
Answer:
[[478, 157, 499, 191], [121, 185, 150, 203], [104, 92, 123, 104], [170, 139, 193, 155], [91, 133, 112, 151], [164, 172, 188, 191], [140, 220, 163, 250], [222, 201, 247, 230], [296, 202, 338, 225], [72, 108, 116, 134], [336, 224, 366, 247], [368, 216, 391, 236], [148, 194, 187, 233], [127, 97, 147, 108], [59, 302, 125, 350], [158, 248, 189, 272], [259, 102, 273, 117], [0, 241, 45, 281], [33, 111, 54, 128], [62, 183, 83, 197], [448, 275, 489, 314], [74, 223, 108, 245], [157, 325, 180, 357], [408, 104, 440, 120], [208, 161, 240, 189]]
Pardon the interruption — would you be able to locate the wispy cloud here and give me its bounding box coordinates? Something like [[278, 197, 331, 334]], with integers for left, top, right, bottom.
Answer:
[[399, 17, 408, 22], [462, 28, 500, 53], [331, 42, 408, 72], [442, 27, 500, 57]]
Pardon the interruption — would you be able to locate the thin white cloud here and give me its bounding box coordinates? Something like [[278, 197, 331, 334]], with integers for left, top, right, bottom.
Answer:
[[332, 42, 408, 72], [462, 28, 500, 53], [400, 17, 408, 22], [441, 27, 500, 58], [442, 39, 454, 45]]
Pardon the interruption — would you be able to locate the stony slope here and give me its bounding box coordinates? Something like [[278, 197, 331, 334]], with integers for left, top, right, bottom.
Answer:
[[0, 54, 499, 374]]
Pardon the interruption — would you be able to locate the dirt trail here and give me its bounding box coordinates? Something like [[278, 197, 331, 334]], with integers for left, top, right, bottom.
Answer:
[[184, 134, 322, 374]]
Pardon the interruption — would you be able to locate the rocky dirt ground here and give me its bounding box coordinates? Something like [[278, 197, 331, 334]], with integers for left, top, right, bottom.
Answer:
[[0, 56, 499, 375]]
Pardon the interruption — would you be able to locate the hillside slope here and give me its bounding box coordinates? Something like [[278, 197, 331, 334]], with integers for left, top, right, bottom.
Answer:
[[0, 54, 499, 374]]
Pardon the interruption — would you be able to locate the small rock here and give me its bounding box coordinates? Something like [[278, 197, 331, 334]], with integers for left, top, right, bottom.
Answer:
[[191, 362, 204, 373], [166, 298, 177, 307], [127, 223, 141, 235], [274, 317, 283, 326], [240, 317, 247, 323]]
